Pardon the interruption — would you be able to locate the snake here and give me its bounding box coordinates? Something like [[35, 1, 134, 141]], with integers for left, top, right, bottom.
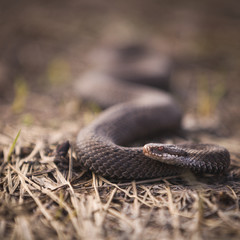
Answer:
[[74, 46, 230, 180]]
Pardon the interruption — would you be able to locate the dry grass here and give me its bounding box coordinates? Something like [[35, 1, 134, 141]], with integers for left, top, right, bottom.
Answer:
[[0, 126, 240, 240]]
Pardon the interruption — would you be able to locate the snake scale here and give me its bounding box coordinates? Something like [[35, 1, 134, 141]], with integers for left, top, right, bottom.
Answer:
[[74, 45, 230, 180]]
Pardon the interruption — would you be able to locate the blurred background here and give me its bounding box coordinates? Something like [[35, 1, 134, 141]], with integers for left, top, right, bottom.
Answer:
[[0, 0, 239, 137]]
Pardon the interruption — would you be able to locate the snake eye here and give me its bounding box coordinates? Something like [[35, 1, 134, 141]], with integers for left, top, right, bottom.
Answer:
[[158, 146, 164, 151]]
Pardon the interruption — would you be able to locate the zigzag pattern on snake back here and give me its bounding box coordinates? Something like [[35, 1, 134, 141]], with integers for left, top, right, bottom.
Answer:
[[74, 48, 230, 180]]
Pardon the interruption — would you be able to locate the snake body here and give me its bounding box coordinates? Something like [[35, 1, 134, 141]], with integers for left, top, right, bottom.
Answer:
[[75, 48, 230, 180]]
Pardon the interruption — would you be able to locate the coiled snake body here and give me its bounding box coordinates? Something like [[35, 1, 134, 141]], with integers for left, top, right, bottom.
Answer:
[[75, 49, 230, 180]]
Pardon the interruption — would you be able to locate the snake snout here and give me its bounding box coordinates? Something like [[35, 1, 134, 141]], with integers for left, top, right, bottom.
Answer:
[[143, 143, 164, 154], [143, 143, 181, 160]]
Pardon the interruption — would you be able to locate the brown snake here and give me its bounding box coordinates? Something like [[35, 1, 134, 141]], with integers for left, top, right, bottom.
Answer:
[[74, 47, 230, 180]]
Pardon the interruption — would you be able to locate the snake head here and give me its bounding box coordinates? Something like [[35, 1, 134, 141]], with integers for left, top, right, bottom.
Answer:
[[143, 143, 188, 164]]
